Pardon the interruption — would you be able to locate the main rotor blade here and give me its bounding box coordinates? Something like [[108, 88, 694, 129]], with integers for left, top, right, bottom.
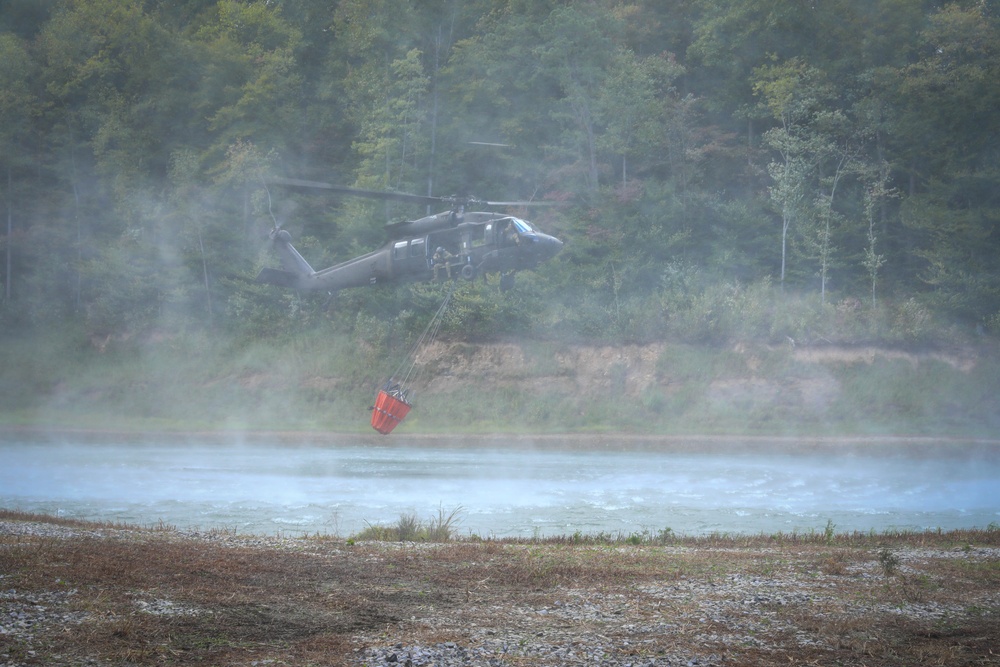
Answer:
[[480, 199, 566, 207], [270, 177, 570, 209], [269, 177, 442, 206]]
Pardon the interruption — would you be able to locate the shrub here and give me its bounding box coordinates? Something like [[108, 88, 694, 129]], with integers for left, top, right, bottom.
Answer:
[[889, 297, 935, 343], [876, 547, 900, 577], [351, 506, 463, 542]]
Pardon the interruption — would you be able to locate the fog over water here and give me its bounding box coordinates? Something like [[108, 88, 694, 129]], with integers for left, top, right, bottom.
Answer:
[[2, 439, 998, 537]]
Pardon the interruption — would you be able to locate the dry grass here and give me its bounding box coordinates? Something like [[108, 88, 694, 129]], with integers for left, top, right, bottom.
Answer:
[[2, 510, 999, 666]]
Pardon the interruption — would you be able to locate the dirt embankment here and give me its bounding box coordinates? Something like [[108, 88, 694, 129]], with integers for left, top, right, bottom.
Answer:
[[7, 338, 995, 439], [417, 341, 666, 396], [412, 340, 987, 416]]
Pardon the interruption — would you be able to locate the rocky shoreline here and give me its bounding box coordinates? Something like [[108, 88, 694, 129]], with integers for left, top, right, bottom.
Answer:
[[4, 424, 1000, 451], [3, 515, 999, 666]]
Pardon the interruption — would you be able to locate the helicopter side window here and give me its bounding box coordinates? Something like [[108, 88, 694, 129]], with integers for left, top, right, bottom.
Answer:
[[498, 218, 520, 247], [410, 238, 426, 258], [393, 241, 408, 260]]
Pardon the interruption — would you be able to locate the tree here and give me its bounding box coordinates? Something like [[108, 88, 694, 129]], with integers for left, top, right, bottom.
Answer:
[[0, 33, 36, 305], [754, 59, 831, 289], [860, 161, 894, 309], [168, 148, 214, 321], [535, 4, 618, 194], [892, 3, 1000, 323], [39, 0, 182, 194], [0, 0, 58, 38], [596, 49, 684, 189], [353, 48, 431, 194], [807, 108, 860, 304], [194, 0, 304, 159]]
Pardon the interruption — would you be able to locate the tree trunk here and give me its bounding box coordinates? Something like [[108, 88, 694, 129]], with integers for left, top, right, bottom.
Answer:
[[5, 167, 11, 303]]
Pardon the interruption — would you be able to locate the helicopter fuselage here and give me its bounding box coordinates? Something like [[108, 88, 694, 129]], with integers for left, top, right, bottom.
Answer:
[[256, 211, 563, 293]]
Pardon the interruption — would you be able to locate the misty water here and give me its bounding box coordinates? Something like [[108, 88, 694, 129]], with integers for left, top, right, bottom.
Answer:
[[2, 439, 998, 538]]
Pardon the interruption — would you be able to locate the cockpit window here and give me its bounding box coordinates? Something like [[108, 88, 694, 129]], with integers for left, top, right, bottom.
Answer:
[[511, 218, 534, 233]]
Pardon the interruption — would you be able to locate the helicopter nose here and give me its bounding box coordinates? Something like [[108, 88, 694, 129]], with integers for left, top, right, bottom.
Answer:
[[536, 233, 563, 261]]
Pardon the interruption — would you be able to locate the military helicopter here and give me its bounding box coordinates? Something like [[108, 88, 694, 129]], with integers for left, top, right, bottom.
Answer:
[[255, 178, 564, 294]]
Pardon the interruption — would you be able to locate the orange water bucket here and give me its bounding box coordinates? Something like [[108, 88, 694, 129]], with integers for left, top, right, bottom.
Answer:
[[370, 389, 411, 435]]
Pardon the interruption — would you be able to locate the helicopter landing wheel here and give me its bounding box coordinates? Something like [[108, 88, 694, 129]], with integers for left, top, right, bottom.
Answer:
[[460, 263, 477, 281]]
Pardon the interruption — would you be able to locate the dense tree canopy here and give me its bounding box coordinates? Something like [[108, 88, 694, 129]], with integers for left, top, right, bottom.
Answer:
[[1, 0, 998, 346]]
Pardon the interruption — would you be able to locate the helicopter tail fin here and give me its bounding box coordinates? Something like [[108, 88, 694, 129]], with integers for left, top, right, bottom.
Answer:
[[257, 228, 315, 289]]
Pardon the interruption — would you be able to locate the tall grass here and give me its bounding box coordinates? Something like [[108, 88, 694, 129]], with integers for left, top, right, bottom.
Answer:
[[351, 506, 464, 542]]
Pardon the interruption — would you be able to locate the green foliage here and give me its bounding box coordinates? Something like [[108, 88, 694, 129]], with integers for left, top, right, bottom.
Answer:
[[876, 546, 900, 577], [0, 33, 36, 147], [438, 281, 536, 341], [1, 0, 999, 351], [352, 506, 463, 542]]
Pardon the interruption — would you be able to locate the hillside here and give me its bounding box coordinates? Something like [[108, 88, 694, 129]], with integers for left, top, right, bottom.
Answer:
[[407, 340, 997, 436], [3, 333, 998, 440]]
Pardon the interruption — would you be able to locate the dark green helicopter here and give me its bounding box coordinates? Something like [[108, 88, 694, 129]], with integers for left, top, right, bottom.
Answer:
[[255, 178, 564, 293]]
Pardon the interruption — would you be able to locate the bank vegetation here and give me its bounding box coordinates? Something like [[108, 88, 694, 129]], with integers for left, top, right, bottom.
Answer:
[[2, 1, 1000, 438]]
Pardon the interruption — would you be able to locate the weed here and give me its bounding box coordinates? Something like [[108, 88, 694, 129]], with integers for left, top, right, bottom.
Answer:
[[427, 504, 463, 542], [824, 519, 836, 545], [819, 551, 851, 576], [877, 546, 901, 577], [396, 512, 420, 541], [351, 506, 463, 542]]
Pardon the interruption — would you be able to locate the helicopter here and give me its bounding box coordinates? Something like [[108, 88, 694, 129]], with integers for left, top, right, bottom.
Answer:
[[255, 178, 564, 294]]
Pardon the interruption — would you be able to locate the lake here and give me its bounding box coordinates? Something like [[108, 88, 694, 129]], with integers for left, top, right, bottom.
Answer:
[[2, 437, 998, 538]]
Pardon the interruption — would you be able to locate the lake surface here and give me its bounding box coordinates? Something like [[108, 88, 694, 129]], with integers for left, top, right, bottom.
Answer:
[[2, 438, 998, 538]]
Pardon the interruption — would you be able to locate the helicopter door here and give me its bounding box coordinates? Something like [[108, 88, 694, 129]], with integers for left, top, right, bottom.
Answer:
[[494, 218, 523, 249], [392, 237, 429, 279]]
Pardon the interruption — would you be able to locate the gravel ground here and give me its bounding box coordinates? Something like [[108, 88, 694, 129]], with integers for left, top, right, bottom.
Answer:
[[3, 516, 1000, 666]]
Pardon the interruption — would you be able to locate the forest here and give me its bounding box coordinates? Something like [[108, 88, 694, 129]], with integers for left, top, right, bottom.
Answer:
[[1, 0, 999, 349]]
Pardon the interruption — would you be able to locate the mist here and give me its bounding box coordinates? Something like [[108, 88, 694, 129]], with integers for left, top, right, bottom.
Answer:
[[2, 1, 1000, 544], [3, 439, 997, 538]]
